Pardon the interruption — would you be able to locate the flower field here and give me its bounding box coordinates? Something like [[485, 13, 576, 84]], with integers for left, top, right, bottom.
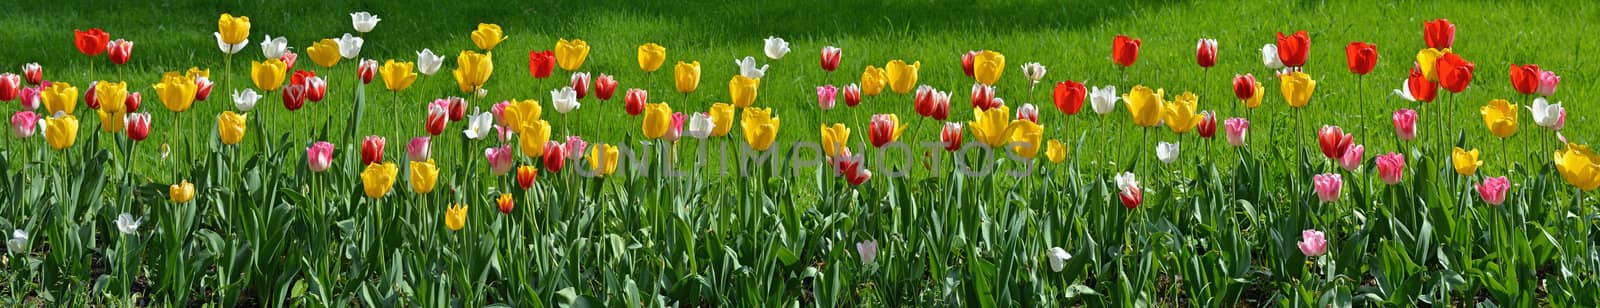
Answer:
[[3, 0, 1600, 306]]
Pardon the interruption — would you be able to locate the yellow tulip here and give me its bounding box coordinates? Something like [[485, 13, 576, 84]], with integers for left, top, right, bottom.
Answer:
[[155, 73, 198, 113], [1046, 139, 1067, 163], [741, 107, 781, 151], [42, 114, 78, 150], [471, 23, 506, 50], [729, 75, 761, 108], [1121, 85, 1164, 127], [381, 60, 418, 92], [411, 159, 439, 194], [638, 43, 666, 72], [1452, 147, 1483, 176], [251, 59, 287, 91], [555, 38, 590, 71], [169, 180, 195, 203], [709, 103, 735, 137], [1416, 48, 1448, 82], [675, 61, 700, 94], [40, 82, 78, 115], [587, 143, 621, 177], [973, 50, 1005, 85], [217, 13, 251, 45], [1007, 120, 1044, 159], [361, 162, 399, 199], [96, 81, 128, 114], [642, 103, 673, 139], [820, 123, 850, 158], [884, 60, 921, 94], [1163, 92, 1201, 134], [217, 111, 248, 145], [1280, 71, 1316, 109], [453, 50, 494, 93], [445, 203, 467, 231], [97, 109, 125, 133], [501, 99, 543, 133], [186, 67, 211, 80], [968, 105, 1012, 148], [1244, 83, 1265, 109], [860, 66, 888, 96], [517, 120, 552, 157], [1556, 143, 1600, 191], [1480, 99, 1518, 138], [306, 39, 342, 68]]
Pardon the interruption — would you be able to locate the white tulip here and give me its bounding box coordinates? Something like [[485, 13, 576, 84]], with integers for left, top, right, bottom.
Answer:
[[7, 229, 26, 253], [1157, 142, 1180, 164], [338, 33, 364, 59], [463, 109, 494, 140], [351, 12, 381, 33], [1021, 62, 1046, 85], [764, 36, 790, 60], [115, 213, 141, 235], [552, 87, 580, 114], [1529, 97, 1564, 128], [735, 56, 768, 79], [1114, 172, 1139, 191], [233, 89, 260, 112], [856, 240, 878, 264], [1392, 80, 1416, 102], [1046, 247, 1071, 272], [214, 33, 248, 55], [1090, 85, 1118, 115], [1261, 44, 1284, 70], [416, 49, 446, 76], [688, 112, 715, 139], [260, 35, 288, 59]]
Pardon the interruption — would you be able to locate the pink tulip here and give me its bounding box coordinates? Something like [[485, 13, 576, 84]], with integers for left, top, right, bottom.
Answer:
[[1393, 109, 1417, 141], [1298, 229, 1328, 257], [19, 85, 41, 110], [1553, 109, 1567, 131], [816, 85, 837, 110], [1376, 152, 1405, 185], [1537, 71, 1559, 97], [565, 136, 587, 160], [495, 124, 515, 144], [664, 112, 687, 142], [485, 145, 515, 176], [491, 101, 510, 126], [11, 111, 38, 138], [1339, 144, 1365, 172], [1313, 173, 1342, 203], [1477, 176, 1509, 206], [407, 137, 431, 162], [856, 239, 877, 264], [1224, 117, 1249, 147], [307, 141, 335, 172]]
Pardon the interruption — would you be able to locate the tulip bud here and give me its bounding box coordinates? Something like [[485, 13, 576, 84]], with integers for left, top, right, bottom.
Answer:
[[1196, 38, 1217, 68], [282, 84, 307, 111], [971, 83, 996, 111], [1298, 229, 1328, 257], [1196, 111, 1217, 139], [85, 81, 100, 110], [1232, 74, 1257, 101], [542, 141, 566, 173], [1376, 152, 1405, 185], [108, 39, 134, 65], [124, 112, 151, 141], [0, 73, 19, 102], [817, 85, 837, 111], [624, 88, 647, 116], [407, 137, 431, 162], [1313, 173, 1342, 203], [1224, 118, 1249, 147], [960, 50, 978, 77], [1392, 109, 1418, 141], [820, 46, 841, 72], [570, 72, 591, 100], [361, 136, 385, 166], [516, 165, 537, 190], [425, 104, 449, 136], [307, 141, 335, 172], [843, 83, 861, 107], [357, 59, 378, 84], [22, 63, 43, 86], [194, 76, 214, 101], [595, 74, 618, 100], [940, 122, 963, 152]]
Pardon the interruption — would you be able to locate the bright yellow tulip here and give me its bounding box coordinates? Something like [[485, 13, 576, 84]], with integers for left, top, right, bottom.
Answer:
[[973, 50, 1005, 85], [885, 60, 920, 94], [642, 103, 673, 139], [639, 43, 666, 73], [40, 82, 78, 115], [216, 111, 248, 145], [411, 159, 439, 194], [97, 109, 125, 133], [453, 50, 494, 93], [860, 66, 888, 96], [675, 61, 700, 94], [710, 103, 735, 137], [1280, 71, 1316, 109], [1122, 86, 1164, 127], [471, 23, 506, 50], [381, 60, 417, 92], [968, 105, 1012, 148], [820, 124, 850, 158], [217, 13, 251, 45], [729, 75, 761, 108], [1452, 147, 1483, 176], [1007, 120, 1043, 159], [169, 180, 195, 203], [96, 81, 128, 114], [42, 114, 78, 150], [251, 59, 287, 91], [306, 39, 342, 68], [1046, 139, 1067, 163], [1556, 143, 1600, 191], [502, 99, 543, 133], [155, 73, 198, 113], [1480, 99, 1518, 138], [555, 38, 589, 71], [741, 107, 780, 151], [186, 67, 211, 80], [361, 162, 399, 198], [587, 143, 620, 177], [445, 203, 467, 231], [1163, 92, 1201, 134], [517, 120, 552, 157], [1416, 48, 1448, 82]]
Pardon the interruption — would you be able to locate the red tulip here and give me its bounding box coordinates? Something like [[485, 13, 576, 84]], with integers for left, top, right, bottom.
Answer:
[[820, 46, 841, 72], [1317, 125, 1353, 160], [624, 88, 647, 116], [22, 64, 42, 86], [357, 59, 377, 84], [1424, 19, 1455, 50], [124, 112, 150, 141], [194, 76, 214, 101], [971, 83, 996, 111], [843, 84, 861, 107], [1196, 38, 1217, 69], [1344, 42, 1377, 75], [940, 122, 963, 152], [0, 73, 19, 102], [1053, 80, 1086, 115], [1119, 186, 1142, 209], [836, 149, 870, 186], [1232, 74, 1257, 101], [1509, 64, 1541, 95], [960, 50, 978, 77], [361, 136, 385, 166], [570, 72, 590, 99], [868, 114, 900, 148], [1276, 30, 1310, 68], [107, 39, 133, 65], [425, 103, 449, 136], [594, 74, 617, 100], [913, 85, 950, 120], [1112, 35, 1141, 67], [85, 81, 101, 109], [291, 70, 316, 87], [1197, 111, 1216, 139], [74, 28, 110, 57], [1016, 103, 1038, 123], [1436, 53, 1475, 93], [528, 50, 556, 79], [517, 166, 537, 190], [447, 96, 467, 121], [542, 141, 566, 173], [124, 91, 141, 112], [1406, 66, 1438, 103], [305, 76, 327, 102], [282, 84, 308, 111]]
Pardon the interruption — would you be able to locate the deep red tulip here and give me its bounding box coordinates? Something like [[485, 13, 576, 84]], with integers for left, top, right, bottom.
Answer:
[[291, 70, 316, 87], [124, 91, 141, 112], [425, 103, 448, 136], [22, 64, 42, 86], [594, 74, 617, 100], [1344, 42, 1377, 75], [1317, 125, 1353, 160], [107, 39, 133, 65], [74, 28, 110, 57], [1112, 35, 1141, 67], [960, 50, 978, 77], [836, 150, 870, 186], [843, 84, 861, 107], [624, 88, 647, 116], [820, 46, 841, 72], [570, 73, 590, 99], [1276, 30, 1310, 68], [1424, 19, 1455, 50], [1232, 74, 1257, 101], [124, 113, 150, 141], [361, 136, 385, 166], [1196, 39, 1217, 69], [542, 141, 566, 173], [1509, 64, 1541, 95], [305, 77, 327, 102], [529, 50, 556, 79], [447, 96, 467, 121], [1436, 53, 1475, 93], [1406, 66, 1438, 103], [194, 76, 214, 101], [1197, 111, 1217, 139], [282, 84, 308, 111], [357, 59, 377, 85], [0, 73, 19, 102], [1053, 80, 1086, 115]]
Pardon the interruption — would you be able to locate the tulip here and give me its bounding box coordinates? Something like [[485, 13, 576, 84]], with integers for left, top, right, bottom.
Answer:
[[217, 13, 251, 45], [85, 80, 100, 110], [399, 137, 430, 162], [971, 50, 1005, 85], [1424, 19, 1455, 49], [495, 125, 514, 144], [1045, 139, 1068, 163], [96, 108, 125, 134], [1090, 85, 1117, 115], [729, 75, 761, 108], [224, 89, 257, 113], [689, 112, 715, 140], [1529, 98, 1564, 129], [1115, 172, 1142, 209], [741, 107, 781, 151], [564, 136, 587, 160], [169, 180, 195, 203], [1156, 142, 1180, 164], [380, 60, 417, 92], [1163, 92, 1200, 134], [842, 83, 863, 108], [1224, 117, 1249, 147], [1414, 48, 1447, 82], [968, 105, 1012, 148], [1509, 64, 1541, 95], [1196, 38, 1217, 68], [447, 97, 468, 121], [124, 112, 150, 141], [637, 43, 666, 72], [664, 112, 687, 142], [570, 72, 590, 99], [516, 120, 551, 157], [1112, 35, 1140, 67], [1007, 120, 1044, 159], [884, 60, 920, 94], [497, 99, 541, 132], [251, 59, 287, 91], [95, 81, 128, 114], [1313, 173, 1342, 203], [260, 35, 287, 59], [445, 204, 467, 231], [762, 36, 791, 60], [1122, 86, 1163, 127], [1345, 42, 1377, 75], [1046, 247, 1071, 272], [861, 66, 888, 96], [216, 111, 247, 145], [1276, 31, 1310, 68], [1447, 147, 1484, 177], [75, 28, 110, 57], [1232, 74, 1257, 102], [960, 50, 978, 77], [351, 59, 376, 84], [1437, 53, 1475, 93], [281, 84, 307, 111], [347, 11, 379, 33], [836, 149, 871, 186], [0, 73, 17, 101], [819, 123, 851, 158], [588, 143, 621, 177], [11, 111, 38, 139], [1197, 111, 1217, 139], [817, 85, 838, 110], [1317, 125, 1353, 160], [424, 104, 448, 136], [675, 61, 701, 94], [40, 82, 78, 115], [642, 103, 673, 139], [552, 87, 580, 114], [471, 23, 505, 50], [22, 63, 42, 86], [1477, 176, 1509, 206], [913, 85, 945, 120], [8, 229, 26, 253], [1556, 143, 1600, 191], [1339, 144, 1365, 172], [337, 33, 364, 59], [1257, 44, 1284, 70], [486, 145, 515, 176], [542, 141, 566, 172], [555, 38, 590, 71], [307, 141, 334, 172], [1480, 99, 1518, 138], [710, 103, 735, 137], [453, 50, 493, 93], [595, 74, 618, 100], [497, 193, 516, 214], [734, 56, 768, 80], [1395, 66, 1438, 103], [1393, 108, 1418, 141], [306, 39, 342, 68], [107, 39, 134, 65], [361, 136, 385, 166], [124, 91, 141, 112], [1280, 71, 1316, 108], [304, 76, 326, 102], [115, 213, 141, 235], [407, 49, 444, 77], [1376, 152, 1405, 185], [194, 75, 215, 101], [1016, 103, 1039, 123], [623, 88, 648, 116], [868, 114, 906, 148], [41, 113, 78, 150], [1299, 230, 1328, 257], [516, 165, 537, 190], [1537, 71, 1560, 97], [18, 84, 40, 110], [1052, 80, 1086, 115], [971, 83, 997, 111], [856, 240, 878, 264], [820, 46, 841, 72], [410, 159, 439, 194], [940, 122, 963, 152]]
